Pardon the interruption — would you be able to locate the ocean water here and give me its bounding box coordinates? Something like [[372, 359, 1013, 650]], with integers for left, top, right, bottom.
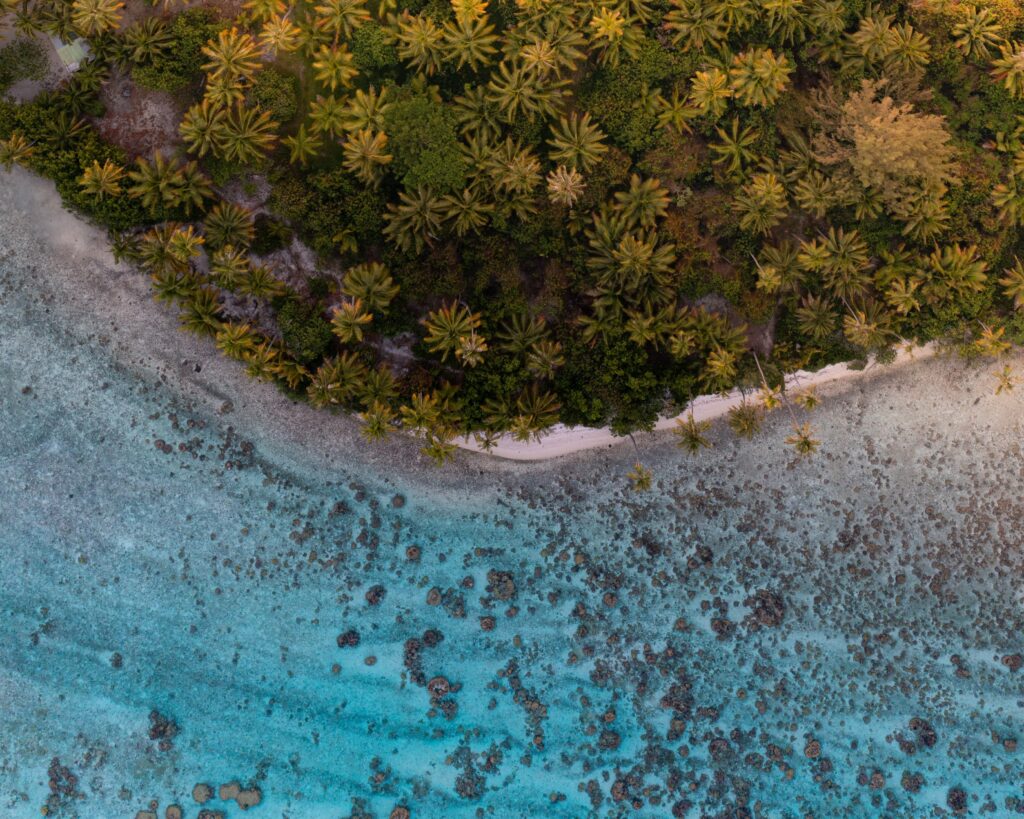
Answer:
[[3, 245, 1024, 819]]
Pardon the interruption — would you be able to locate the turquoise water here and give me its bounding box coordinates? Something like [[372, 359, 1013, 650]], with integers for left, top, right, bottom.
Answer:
[[3, 251, 1024, 818]]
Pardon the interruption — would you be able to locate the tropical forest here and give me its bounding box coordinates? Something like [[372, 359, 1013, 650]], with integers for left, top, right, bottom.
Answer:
[[2, 0, 1024, 463]]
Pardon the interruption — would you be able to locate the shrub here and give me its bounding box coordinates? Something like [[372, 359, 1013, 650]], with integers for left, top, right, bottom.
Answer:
[[350, 23, 399, 75], [383, 93, 466, 194], [132, 9, 220, 92], [249, 67, 298, 123], [0, 38, 49, 93], [251, 213, 293, 255], [276, 298, 333, 364]]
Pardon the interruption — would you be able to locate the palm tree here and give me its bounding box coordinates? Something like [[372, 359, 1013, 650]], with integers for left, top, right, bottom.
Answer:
[[71, 0, 123, 36], [793, 387, 820, 411], [498, 313, 548, 354], [179, 100, 227, 158], [342, 129, 392, 187], [178, 161, 214, 216], [992, 41, 1024, 99], [994, 364, 1018, 395], [308, 94, 347, 137], [382, 187, 445, 253], [421, 429, 458, 466], [312, 43, 358, 92], [615, 174, 669, 228], [953, 5, 1002, 61], [455, 330, 488, 367], [795, 294, 835, 341], [242, 264, 287, 299], [360, 401, 396, 442], [674, 412, 712, 453], [203, 75, 246, 109], [729, 48, 793, 107], [626, 463, 653, 491], [243, 0, 286, 24], [283, 124, 323, 166], [884, 22, 931, 74], [244, 340, 284, 381], [785, 423, 820, 457], [395, 12, 446, 76], [221, 105, 278, 164], [138, 224, 187, 276], [711, 118, 759, 178], [546, 165, 586, 208], [423, 301, 482, 361], [513, 384, 560, 439], [443, 15, 498, 71], [0, 132, 34, 171], [400, 391, 441, 433], [314, 0, 370, 39], [801, 227, 872, 301], [664, 0, 726, 53], [341, 86, 391, 133], [124, 17, 173, 63], [331, 299, 374, 343], [79, 159, 125, 200], [764, 0, 807, 45], [215, 322, 260, 359], [359, 365, 399, 407], [342, 262, 400, 313], [733, 172, 789, 235], [547, 112, 607, 171], [487, 60, 563, 123], [728, 401, 763, 438], [587, 7, 643, 67], [179, 288, 223, 336], [975, 323, 1011, 357], [701, 345, 739, 393], [202, 27, 262, 83], [526, 339, 564, 379], [210, 245, 250, 289], [689, 68, 732, 118], [260, 14, 303, 56], [167, 225, 205, 264], [999, 258, 1024, 310], [127, 152, 184, 213], [452, 84, 503, 141], [307, 352, 368, 408], [204, 201, 255, 249], [842, 301, 891, 349]]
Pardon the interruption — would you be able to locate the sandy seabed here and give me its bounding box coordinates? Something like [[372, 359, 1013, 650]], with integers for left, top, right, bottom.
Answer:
[[3, 168, 1024, 817]]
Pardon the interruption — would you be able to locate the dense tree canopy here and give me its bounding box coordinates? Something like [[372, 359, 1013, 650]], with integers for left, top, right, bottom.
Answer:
[[2, 0, 1024, 461]]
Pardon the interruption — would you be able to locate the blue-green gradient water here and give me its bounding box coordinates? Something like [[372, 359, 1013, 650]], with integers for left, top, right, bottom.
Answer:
[[3, 245, 1024, 818]]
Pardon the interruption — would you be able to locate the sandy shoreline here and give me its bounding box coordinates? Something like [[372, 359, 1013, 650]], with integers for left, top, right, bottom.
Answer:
[[0, 166, 980, 468]]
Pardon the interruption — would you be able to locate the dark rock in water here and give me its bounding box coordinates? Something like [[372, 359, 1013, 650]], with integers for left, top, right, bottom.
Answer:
[[337, 629, 360, 648], [598, 729, 621, 750], [900, 771, 924, 793], [391, 494, 406, 508], [710, 617, 736, 638], [365, 584, 386, 605], [110, 652, 123, 669], [165, 806, 183, 819], [486, 570, 517, 601], [422, 628, 443, 647], [389, 807, 411, 819], [148, 710, 179, 751], [1002, 654, 1023, 672], [427, 676, 451, 698], [192, 783, 213, 803], [804, 739, 821, 759], [947, 786, 968, 812], [197, 811, 225, 819], [909, 717, 937, 748], [744, 590, 785, 628]]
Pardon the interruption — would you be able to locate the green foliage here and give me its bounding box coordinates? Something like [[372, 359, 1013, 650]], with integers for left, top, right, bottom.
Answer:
[[555, 331, 662, 434], [269, 169, 385, 256], [249, 67, 299, 123], [132, 9, 221, 92], [276, 298, 333, 364], [251, 213, 293, 255], [350, 23, 399, 75], [383, 93, 466, 194], [579, 37, 690, 156], [0, 38, 49, 93]]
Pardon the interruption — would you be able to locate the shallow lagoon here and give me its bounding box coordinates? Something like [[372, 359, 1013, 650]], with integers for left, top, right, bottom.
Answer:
[[3, 189, 1024, 817]]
